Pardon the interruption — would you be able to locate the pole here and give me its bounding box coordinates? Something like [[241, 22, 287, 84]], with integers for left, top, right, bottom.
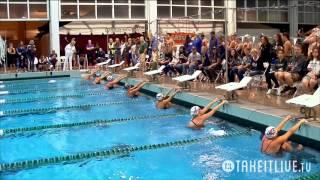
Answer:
[[4, 30, 7, 73]]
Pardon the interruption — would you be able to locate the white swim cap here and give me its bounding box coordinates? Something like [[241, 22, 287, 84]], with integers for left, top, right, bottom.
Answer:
[[156, 93, 164, 101], [0, 129, 3, 137], [190, 106, 201, 116], [107, 76, 113, 81], [265, 126, 277, 139]]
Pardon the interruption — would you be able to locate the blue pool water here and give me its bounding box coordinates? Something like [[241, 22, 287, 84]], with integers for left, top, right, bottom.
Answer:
[[0, 78, 319, 180]]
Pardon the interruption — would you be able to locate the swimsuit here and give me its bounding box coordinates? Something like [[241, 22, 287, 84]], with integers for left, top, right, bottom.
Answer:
[[191, 119, 203, 128], [261, 136, 284, 155]]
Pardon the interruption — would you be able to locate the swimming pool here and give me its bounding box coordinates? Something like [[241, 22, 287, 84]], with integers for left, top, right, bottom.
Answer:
[[0, 77, 319, 180]]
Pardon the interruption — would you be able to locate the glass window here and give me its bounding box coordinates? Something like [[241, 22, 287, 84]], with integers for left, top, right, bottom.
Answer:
[[97, 5, 112, 18], [79, 0, 94, 3], [157, 0, 169, 4], [201, 7, 212, 19], [61, 5, 77, 19], [131, 6, 145, 18], [9, 0, 27, 2], [258, 0, 267, 7], [0, 4, 7, 19], [246, 10, 257, 21], [200, 0, 211, 6], [9, 4, 27, 19], [269, 10, 279, 22], [258, 9, 267, 21], [115, 0, 128, 3], [188, 0, 199, 5], [298, 12, 304, 23], [30, 4, 47, 19], [172, 0, 184, 5], [214, 0, 224, 6], [246, 0, 256, 7], [79, 5, 95, 19], [187, 7, 198, 17], [236, 0, 245, 8], [131, 0, 145, 4], [236, 9, 245, 21], [97, 0, 112, 3], [269, 0, 278, 7], [114, 5, 129, 18], [172, 6, 185, 17], [279, 0, 288, 6], [61, 0, 77, 3], [29, 0, 47, 2], [157, 6, 170, 18], [214, 8, 224, 19], [315, 13, 320, 24], [279, 11, 288, 22], [305, 13, 314, 24]]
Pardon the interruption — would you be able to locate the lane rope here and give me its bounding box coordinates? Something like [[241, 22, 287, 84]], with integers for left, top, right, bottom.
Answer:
[[0, 99, 145, 117], [0, 91, 126, 105], [0, 81, 90, 89], [294, 172, 320, 180], [0, 113, 185, 137], [0, 130, 251, 172]]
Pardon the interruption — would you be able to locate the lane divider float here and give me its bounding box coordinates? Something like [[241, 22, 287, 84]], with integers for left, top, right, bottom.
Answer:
[[0, 130, 251, 172], [0, 113, 185, 137], [0, 99, 145, 117]]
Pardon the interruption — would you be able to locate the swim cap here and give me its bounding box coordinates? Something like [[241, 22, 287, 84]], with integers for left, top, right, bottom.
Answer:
[[190, 106, 201, 116], [107, 76, 113, 81], [0, 129, 3, 137], [265, 126, 277, 139], [124, 83, 131, 89], [156, 93, 164, 101]]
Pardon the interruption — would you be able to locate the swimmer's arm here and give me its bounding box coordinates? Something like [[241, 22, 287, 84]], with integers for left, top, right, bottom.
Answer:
[[163, 90, 179, 103], [201, 100, 226, 120], [275, 115, 293, 132], [200, 98, 220, 114], [115, 76, 127, 83], [276, 119, 306, 143], [165, 88, 175, 97]]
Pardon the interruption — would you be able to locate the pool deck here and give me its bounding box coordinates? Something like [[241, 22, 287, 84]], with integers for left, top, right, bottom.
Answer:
[[0, 70, 319, 150]]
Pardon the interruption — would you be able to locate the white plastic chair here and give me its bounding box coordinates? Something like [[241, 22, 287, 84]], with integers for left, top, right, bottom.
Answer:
[[216, 76, 253, 100], [172, 70, 202, 90]]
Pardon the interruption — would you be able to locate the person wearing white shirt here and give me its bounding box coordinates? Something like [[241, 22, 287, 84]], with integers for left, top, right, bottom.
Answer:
[[64, 38, 76, 71], [182, 46, 201, 75]]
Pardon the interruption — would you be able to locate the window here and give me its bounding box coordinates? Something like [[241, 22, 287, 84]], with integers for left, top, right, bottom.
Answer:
[[200, 0, 211, 6], [157, 0, 170, 4], [97, 0, 112, 3], [236, 9, 245, 21], [236, 0, 245, 8], [114, 5, 129, 18], [0, 4, 7, 19], [9, 4, 28, 18], [61, 0, 77, 3], [172, 1, 184, 5], [30, 4, 47, 19], [157, 6, 170, 18], [187, 7, 198, 17], [115, 0, 128, 3], [188, 0, 199, 5], [97, 5, 112, 18], [61, 5, 77, 19], [79, 5, 95, 19], [79, 0, 93, 3], [214, 8, 224, 19], [29, 0, 47, 2], [258, 0, 267, 7], [258, 9, 267, 21], [172, 6, 185, 17], [131, 6, 145, 18], [279, 0, 288, 6], [246, 10, 257, 21], [214, 0, 224, 6], [131, 0, 144, 4], [201, 7, 212, 19], [269, 0, 278, 7], [246, 0, 256, 8]]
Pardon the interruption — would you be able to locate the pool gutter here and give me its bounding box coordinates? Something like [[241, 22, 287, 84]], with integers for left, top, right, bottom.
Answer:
[[0, 71, 81, 81]]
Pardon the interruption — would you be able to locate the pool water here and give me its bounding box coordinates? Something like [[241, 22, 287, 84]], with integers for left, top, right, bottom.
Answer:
[[0, 77, 319, 180]]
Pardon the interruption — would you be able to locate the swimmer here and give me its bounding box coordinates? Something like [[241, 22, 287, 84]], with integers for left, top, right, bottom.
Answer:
[[84, 65, 102, 80], [188, 97, 227, 129], [105, 75, 127, 89], [156, 88, 181, 109], [261, 115, 307, 155], [94, 71, 112, 84], [127, 80, 148, 97]]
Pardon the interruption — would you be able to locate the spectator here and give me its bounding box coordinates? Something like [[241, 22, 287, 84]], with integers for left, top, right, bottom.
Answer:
[[227, 48, 242, 82], [247, 48, 264, 77], [281, 44, 308, 95], [184, 35, 193, 55], [159, 46, 173, 75], [282, 32, 292, 59], [150, 48, 159, 70], [86, 39, 95, 66], [302, 47, 320, 92], [108, 38, 115, 60], [96, 48, 106, 63], [7, 42, 16, 71], [126, 38, 133, 66], [208, 31, 218, 60], [193, 33, 203, 54], [16, 41, 26, 71], [260, 36, 272, 63], [64, 38, 76, 71], [273, 49, 288, 95], [114, 38, 121, 64], [139, 36, 148, 71], [183, 46, 201, 75], [174, 46, 188, 75], [38, 56, 49, 71], [49, 50, 57, 71], [203, 46, 222, 82], [26, 40, 36, 71]]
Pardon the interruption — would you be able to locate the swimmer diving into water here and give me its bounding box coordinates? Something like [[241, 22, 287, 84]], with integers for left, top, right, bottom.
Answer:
[[188, 97, 227, 129]]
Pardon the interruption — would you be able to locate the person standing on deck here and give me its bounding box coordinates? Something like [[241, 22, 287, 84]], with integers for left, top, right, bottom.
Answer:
[[64, 38, 76, 71]]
